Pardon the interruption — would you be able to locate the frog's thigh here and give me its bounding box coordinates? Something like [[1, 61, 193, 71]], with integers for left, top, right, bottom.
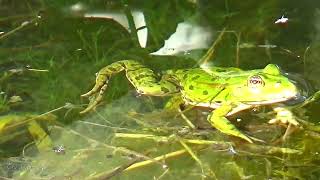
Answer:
[[127, 72, 178, 96], [208, 104, 253, 143]]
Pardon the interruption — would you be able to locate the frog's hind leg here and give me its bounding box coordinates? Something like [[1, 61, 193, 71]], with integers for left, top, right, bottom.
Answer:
[[81, 60, 179, 114]]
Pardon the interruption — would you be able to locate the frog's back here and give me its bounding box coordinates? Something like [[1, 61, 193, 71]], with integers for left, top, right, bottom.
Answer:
[[168, 68, 228, 106]]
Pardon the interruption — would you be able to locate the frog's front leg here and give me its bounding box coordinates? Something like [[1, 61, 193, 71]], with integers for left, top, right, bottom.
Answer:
[[81, 60, 179, 114], [207, 103, 253, 143], [268, 107, 299, 126], [164, 96, 185, 111]]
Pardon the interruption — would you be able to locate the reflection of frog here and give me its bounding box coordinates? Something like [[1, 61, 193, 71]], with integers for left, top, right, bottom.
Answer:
[[80, 59, 302, 143]]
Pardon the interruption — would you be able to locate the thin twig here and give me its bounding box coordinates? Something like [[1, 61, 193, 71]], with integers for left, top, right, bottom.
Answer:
[[235, 32, 241, 67], [0, 14, 34, 22], [179, 139, 205, 179], [0, 17, 40, 41], [178, 108, 196, 129], [303, 46, 310, 76], [124, 149, 187, 171], [27, 68, 49, 72], [54, 126, 165, 167], [264, 39, 272, 61], [155, 168, 170, 180], [282, 123, 292, 141], [87, 157, 143, 180], [123, 4, 140, 47], [115, 133, 302, 155], [2, 103, 73, 131], [115, 133, 229, 146], [198, 28, 227, 65], [93, 110, 115, 125], [77, 120, 131, 131]]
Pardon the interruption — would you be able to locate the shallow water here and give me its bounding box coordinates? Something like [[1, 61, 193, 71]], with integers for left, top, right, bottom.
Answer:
[[1, 1, 320, 179]]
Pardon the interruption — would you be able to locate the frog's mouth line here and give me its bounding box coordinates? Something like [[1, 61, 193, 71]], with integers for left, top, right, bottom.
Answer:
[[189, 96, 296, 109], [244, 95, 301, 105], [245, 98, 291, 105]]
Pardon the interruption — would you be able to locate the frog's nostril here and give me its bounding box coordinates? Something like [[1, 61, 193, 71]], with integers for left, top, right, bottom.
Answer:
[[274, 82, 281, 88]]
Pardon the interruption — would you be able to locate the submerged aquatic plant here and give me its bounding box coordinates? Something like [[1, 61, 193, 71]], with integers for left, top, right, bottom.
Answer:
[[0, 0, 319, 179], [0, 93, 9, 114]]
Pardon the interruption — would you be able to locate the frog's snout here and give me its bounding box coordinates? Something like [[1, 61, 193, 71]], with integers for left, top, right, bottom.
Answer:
[[286, 73, 313, 98], [294, 94, 306, 102], [284, 94, 306, 105], [283, 89, 298, 99]]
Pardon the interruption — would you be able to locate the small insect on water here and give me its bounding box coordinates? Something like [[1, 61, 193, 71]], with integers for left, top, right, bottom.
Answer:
[[274, 15, 289, 26]]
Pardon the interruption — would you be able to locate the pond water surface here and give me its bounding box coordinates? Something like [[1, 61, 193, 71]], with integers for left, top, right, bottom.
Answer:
[[1, 1, 320, 179]]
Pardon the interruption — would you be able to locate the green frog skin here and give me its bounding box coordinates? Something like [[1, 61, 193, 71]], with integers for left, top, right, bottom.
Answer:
[[80, 60, 299, 143]]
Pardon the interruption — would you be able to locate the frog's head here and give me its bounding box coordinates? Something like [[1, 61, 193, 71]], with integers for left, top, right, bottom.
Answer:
[[233, 64, 299, 104]]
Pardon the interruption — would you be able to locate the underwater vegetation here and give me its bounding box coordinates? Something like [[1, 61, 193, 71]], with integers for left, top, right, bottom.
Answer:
[[0, 0, 320, 179]]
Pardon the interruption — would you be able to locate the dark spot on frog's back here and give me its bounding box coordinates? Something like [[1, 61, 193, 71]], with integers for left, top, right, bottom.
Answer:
[[135, 75, 141, 81], [191, 75, 201, 80], [161, 87, 170, 93], [189, 85, 194, 90], [108, 67, 117, 71], [135, 74, 148, 81], [183, 74, 188, 79], [203, 90, 208, 95], [216, 69, 226, 72]]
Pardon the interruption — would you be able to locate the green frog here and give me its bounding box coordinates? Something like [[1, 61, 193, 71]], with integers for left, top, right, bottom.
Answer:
[[80, 58, 302, 143]]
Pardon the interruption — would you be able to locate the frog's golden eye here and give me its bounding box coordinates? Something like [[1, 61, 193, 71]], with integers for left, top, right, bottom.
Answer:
[[248, 75, 265, 88]]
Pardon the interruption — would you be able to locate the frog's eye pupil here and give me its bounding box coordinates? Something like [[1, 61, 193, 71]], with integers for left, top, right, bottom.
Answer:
[[248, 75, 264, 87]]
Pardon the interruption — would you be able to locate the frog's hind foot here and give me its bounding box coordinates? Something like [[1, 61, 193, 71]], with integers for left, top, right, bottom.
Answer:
[[80, 60, 129, 114], [80, 60, 179, 114]]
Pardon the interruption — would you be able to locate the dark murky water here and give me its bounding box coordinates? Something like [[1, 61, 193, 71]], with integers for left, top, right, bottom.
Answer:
[[1, 1, 320, 179]]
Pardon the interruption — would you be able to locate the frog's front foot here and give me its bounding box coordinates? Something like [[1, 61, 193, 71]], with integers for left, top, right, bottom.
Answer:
[[208, 103, 253, 143], [268, 107, 299, 126]]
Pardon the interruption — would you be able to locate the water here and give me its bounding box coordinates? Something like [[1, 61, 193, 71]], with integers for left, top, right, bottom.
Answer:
[[0, 1, 320, 179]]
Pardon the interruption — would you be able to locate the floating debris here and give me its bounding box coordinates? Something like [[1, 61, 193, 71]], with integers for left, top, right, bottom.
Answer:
[[8, 95, 22, 104], [274, 15, 289, 25], [150, 22, 213, 56], [52, 145, 66, 155]]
